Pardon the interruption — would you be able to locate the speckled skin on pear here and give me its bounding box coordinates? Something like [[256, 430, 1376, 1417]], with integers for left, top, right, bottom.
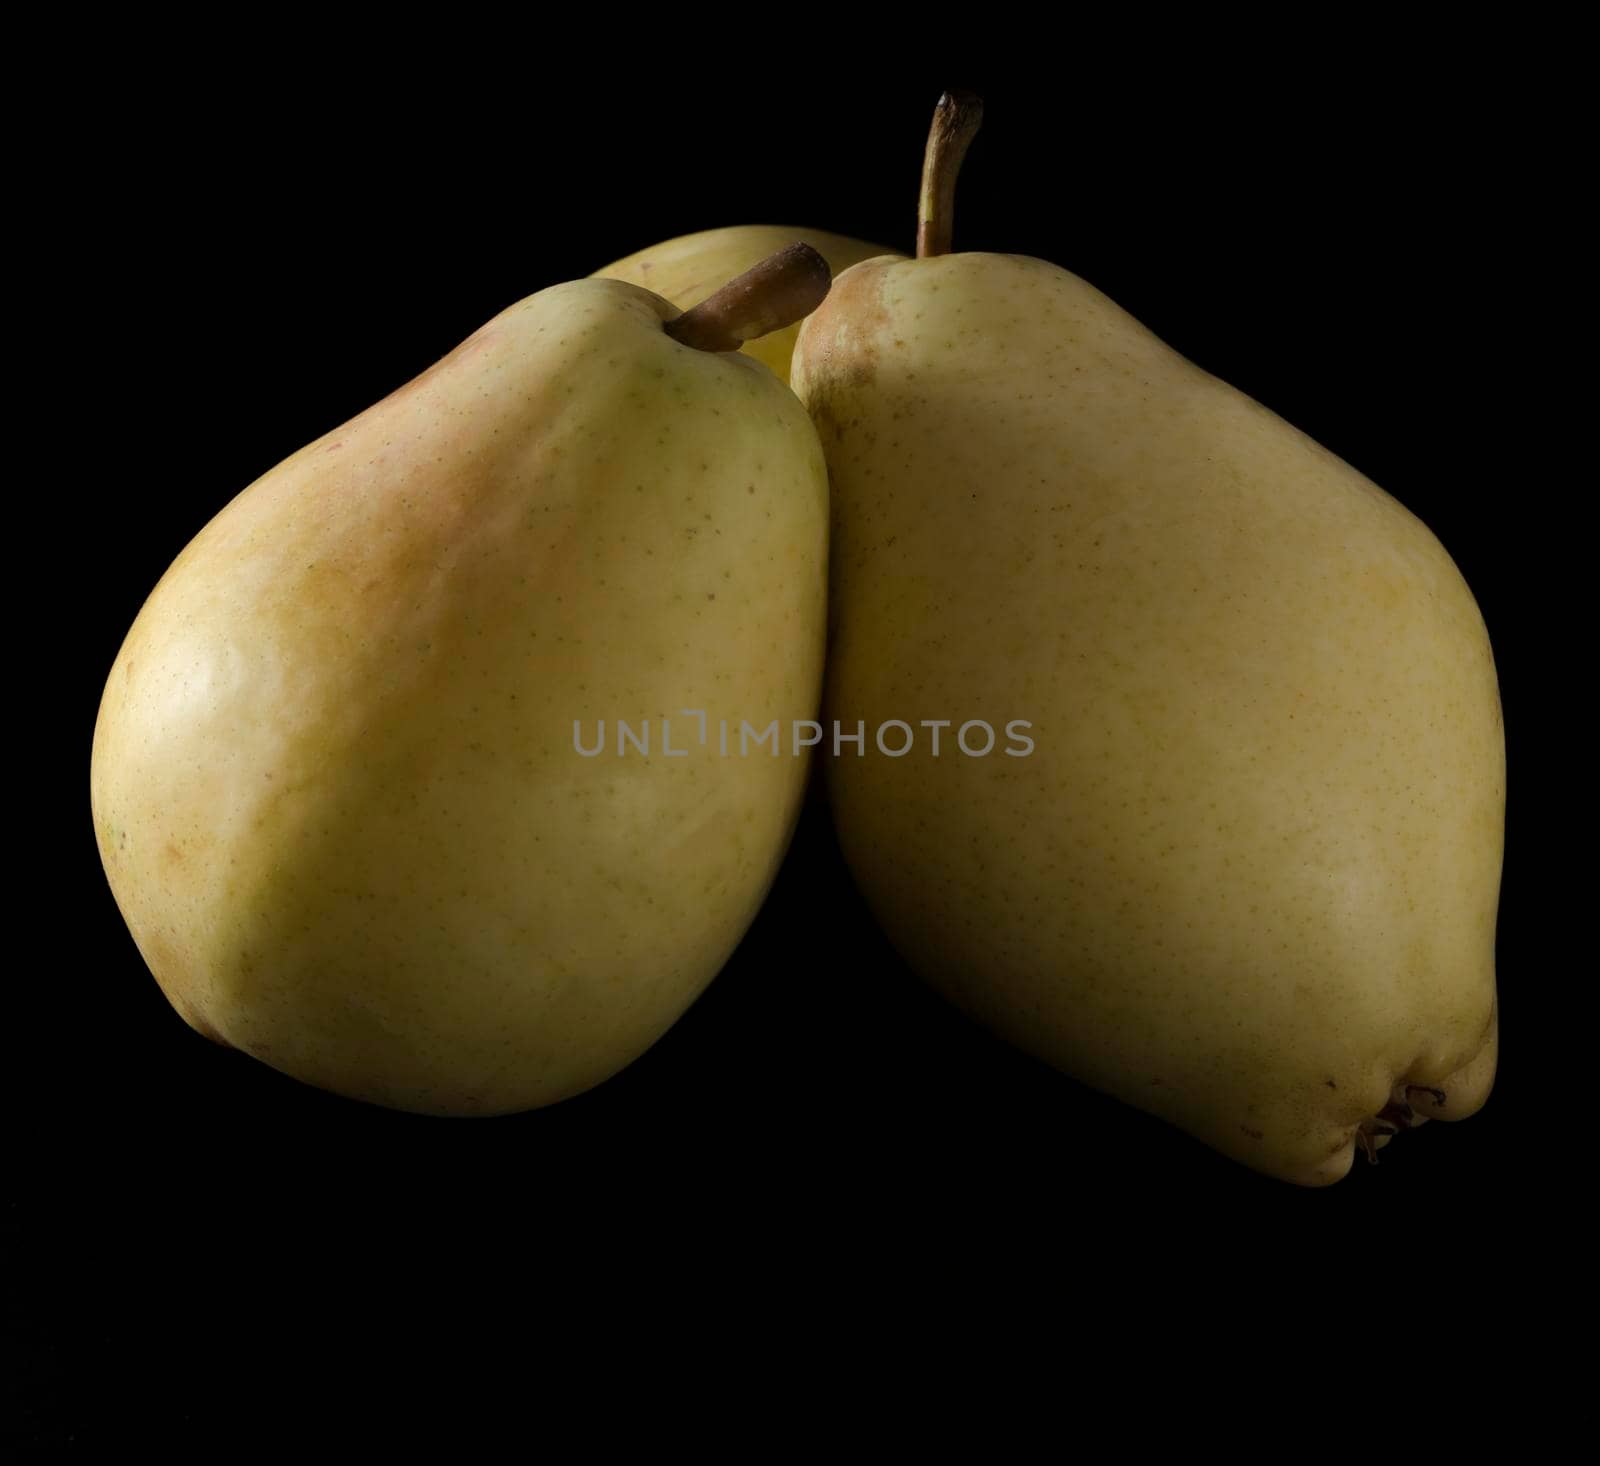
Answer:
[[92, 280, 829, 1116], [794, 253, 1502, 1185], [596, 225, 892, 383]]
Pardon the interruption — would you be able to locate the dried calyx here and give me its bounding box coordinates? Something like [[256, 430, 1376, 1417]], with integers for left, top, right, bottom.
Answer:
[[1355, 1084, 1450, 1164]]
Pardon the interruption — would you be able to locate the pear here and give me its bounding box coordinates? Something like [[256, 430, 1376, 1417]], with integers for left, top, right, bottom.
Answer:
[[596, 225, 892, 383], [91, 246, 832, 1116], [791, 95, 1502, 1185]]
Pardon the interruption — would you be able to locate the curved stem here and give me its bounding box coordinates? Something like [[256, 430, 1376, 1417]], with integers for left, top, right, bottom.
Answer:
[[664, 243, 832, 353], [916, 90, 984, 258]]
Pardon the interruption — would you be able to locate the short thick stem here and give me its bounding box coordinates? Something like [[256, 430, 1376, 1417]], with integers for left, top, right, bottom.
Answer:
[[664, 243, 832, 353]]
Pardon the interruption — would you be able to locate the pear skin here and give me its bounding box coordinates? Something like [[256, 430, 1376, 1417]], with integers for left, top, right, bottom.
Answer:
[[793, 251, 1502, 1185], [92, 277, 828, 1115], [596, 225, 893, 382]]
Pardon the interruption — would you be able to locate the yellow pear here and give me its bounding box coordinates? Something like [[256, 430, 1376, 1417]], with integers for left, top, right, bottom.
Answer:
[[596, 225, 892, 382], [91, 248, 832, 1116], [791, 95, 1502, 1185]]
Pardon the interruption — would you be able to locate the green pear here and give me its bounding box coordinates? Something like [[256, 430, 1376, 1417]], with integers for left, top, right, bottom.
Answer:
[[596, 225, 893, 383], [92, 248, 832, 1116], [791, 95, 1502, 1185]]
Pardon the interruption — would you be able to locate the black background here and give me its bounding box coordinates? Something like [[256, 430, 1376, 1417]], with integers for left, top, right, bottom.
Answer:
[[22, 34, 1569, 1445]]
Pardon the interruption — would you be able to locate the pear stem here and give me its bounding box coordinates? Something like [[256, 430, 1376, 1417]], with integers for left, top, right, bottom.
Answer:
[[916, 90, 984, 258], [664, 243, 832, 353]]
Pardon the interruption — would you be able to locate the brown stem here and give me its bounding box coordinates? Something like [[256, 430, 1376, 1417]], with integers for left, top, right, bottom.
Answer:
[[916, 90, 984, 258], [664, 243, 832, 353]]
